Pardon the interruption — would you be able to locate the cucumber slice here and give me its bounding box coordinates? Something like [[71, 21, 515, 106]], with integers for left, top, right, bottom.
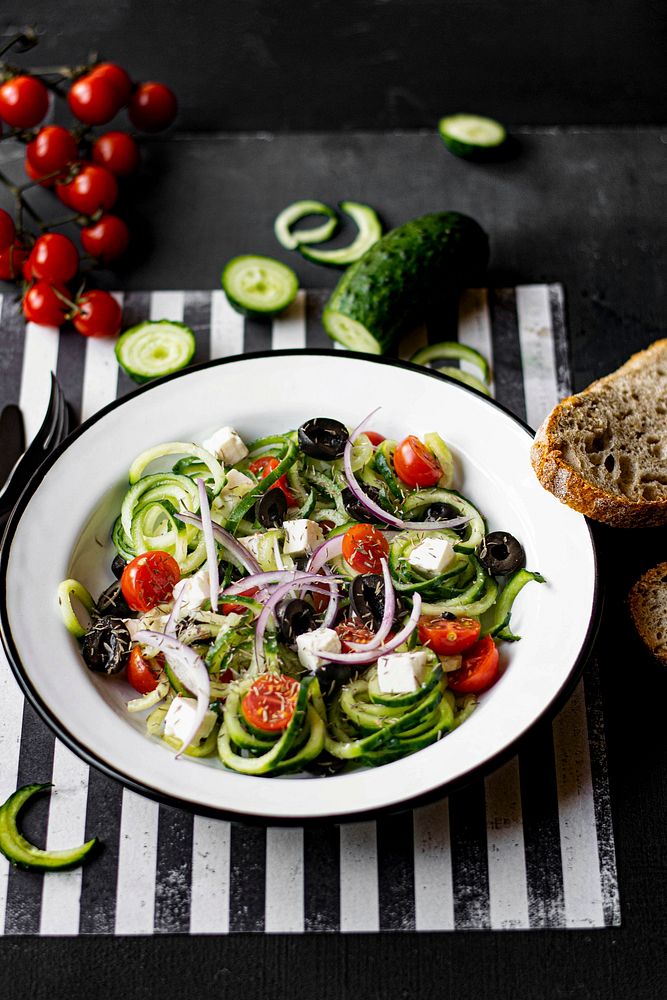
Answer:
[[57, 579, 96, 638], [115, 321, 196, 384], [438, 114, 507, 158], [0, 784, 98, 871], [221, 254, 298, 318], [299, 201, 382, 268], [410, 340, 491, 383], [274, 200, 338, 250]]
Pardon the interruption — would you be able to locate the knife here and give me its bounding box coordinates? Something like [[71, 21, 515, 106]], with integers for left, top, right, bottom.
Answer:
[[0, 404, 26, 488]]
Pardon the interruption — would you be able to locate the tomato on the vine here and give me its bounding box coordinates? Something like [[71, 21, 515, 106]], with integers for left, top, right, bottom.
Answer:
[[58, 163, 118, 215], [0, 209, 15, 252], [241, 673, 299, 733], [0, 242, 27, 281], [26, 126, 78, 178], [29, 233, 79, 283], [128, 81, 177, 131], [417, 615, 481, 655], [446, 635, 499, 694], [89, 63, 133, 105], [0, 75, 49, 128], [248, 455, 294, 506], [24, 157, 55, 187], [126, 647, 164, 694], [68, 74, 121, 125], [73, 290, 123, 337], [22, 281, 70, 327], [80, 214, 130, 261], [92, 130, 140, 176], [342, 523, 389, 574], [393, 435, 442, 488], [120, 550, 180, 612], [335, 618, 377, 652]]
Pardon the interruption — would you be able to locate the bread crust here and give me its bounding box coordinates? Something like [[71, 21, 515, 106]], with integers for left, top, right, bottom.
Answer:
[[530, 339, 667, 528], [628, 562, 667, 665]]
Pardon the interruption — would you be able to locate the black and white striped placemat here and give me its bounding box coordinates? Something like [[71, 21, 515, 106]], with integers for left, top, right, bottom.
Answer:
[[0, 286, 620, 934]]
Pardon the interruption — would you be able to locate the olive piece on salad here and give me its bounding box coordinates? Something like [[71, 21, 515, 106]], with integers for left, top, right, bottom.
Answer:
[[96, 581, 133, 619], [478, 531, 525, 575], [341, 485, 388, 524], [298, 417, 349, 459], [423, 502, 467, 536], [81, 617, 132, 675], [255, 487, 288, 528], [276, 598, 315, 645], [349, 573, 403, 631], [111, 554, 127, 579]]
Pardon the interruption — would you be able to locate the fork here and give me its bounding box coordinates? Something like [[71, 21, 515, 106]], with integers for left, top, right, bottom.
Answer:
[[0, 374, 70, 528]]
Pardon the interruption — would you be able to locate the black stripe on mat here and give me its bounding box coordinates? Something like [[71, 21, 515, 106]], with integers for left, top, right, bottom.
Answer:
[[3, 703, 55, 934], [376, 810, 416, 930], [55, 327, 86, 427], [0, 294, 26, 407], [116, 292, 151, 398], [183, 291, 212, 367], [228, 822, 266, 932], [154, 804, 194, 933], [303, 823, 340, 931], [489, 288, 527, 421], [448, 779, 491, 929], [243, 316, 273, 354], [79, 769, 124, 933]]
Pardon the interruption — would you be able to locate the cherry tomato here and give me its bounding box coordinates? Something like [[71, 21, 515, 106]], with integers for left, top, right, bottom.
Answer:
[[126, 647, 164, 694], [0, 242, 28, 281], [22, 281, 70, 327], [446, 635, 499, 693], [393, 435, 442, 488], [58, 163, 118, 215], [342, 523, 389, 574], [365, 431, 386, 446], [29, 233, 79, 283], [221, 586, 259, 616], [128, 81, 177, 132], [89, 63, 133, 105], [92, 130, 140, 176], [68, 73, 121, 125], [241, 673, 299, 733], [120, 550, 181, 612], [26, 126, 78, 178], [417, 615, 481, 656], [335, 617, 376, 652], [80, 214, 130, 261], [0, 75, 49, 128], [24, 157, 55, 187], [0, 209, 15, 252], [248, 455, 294, 506], [22, 254, 34, 282], [73, 290, 123, 338]]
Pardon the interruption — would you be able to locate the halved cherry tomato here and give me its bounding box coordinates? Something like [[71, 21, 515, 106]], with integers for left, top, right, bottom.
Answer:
[[120, 550, 180, 612], [241, 673, 299, 733], [393, 435, 442, 488], [446, 635, 499, 693], [221, 587, 258, 615], [127, 647, 164, 694], [248, 455, 294, 506], [417, 615, 481, 655], [342, 523, 389, 574], [335, 617, 376, 651], [365, 430, 385, 446]]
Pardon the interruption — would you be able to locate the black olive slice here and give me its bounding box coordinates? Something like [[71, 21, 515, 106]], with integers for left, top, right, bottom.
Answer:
[[111, 554, 127, 579], [276, 598, 315, 645], [423, 502, 467, 536], [81, 617, 132, 675], [255, 487, 288, 528], [349, 573, 386, 631], [341, 485, 387, 524], [96, 581, 133, 619], [478, 531, 525, 575], [298, 417, 349, 459]]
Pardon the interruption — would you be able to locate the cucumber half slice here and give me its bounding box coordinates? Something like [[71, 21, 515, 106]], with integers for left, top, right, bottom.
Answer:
[[115, 321, 196, 383], [438, 114, 507, 158], [299, 201, 382, 268], [222, 254, 298, 317], [274, 200, 338, 250]]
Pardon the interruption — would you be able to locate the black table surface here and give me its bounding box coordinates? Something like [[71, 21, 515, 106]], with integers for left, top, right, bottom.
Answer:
[[1, 126, 666, 999]]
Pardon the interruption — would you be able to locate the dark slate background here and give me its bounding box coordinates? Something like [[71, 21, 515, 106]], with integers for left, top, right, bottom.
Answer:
[[2, 0, 666, 129]]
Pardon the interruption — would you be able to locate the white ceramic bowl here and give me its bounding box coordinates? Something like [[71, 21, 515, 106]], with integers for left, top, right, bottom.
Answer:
[[0, 351, 598, 820]]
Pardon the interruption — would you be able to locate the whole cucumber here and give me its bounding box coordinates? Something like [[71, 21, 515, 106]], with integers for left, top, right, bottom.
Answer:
[[322, 211, 489, 354]]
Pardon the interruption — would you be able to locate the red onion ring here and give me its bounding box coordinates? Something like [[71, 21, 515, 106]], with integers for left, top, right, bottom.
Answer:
[[196, 478, 219, 613], [307, 592, 423, 666], [222, 568, 343, 598], [177, 510, 262, 575], [305, 533, 345, 574]]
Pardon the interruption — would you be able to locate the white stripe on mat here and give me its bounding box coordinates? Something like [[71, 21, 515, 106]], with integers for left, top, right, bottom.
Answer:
[[271, 290, 306, 351], [484, 758, 529, 929], [210, 289, 244, 358], [339, 822, 379, 932], [189, 816, 231, 934], [0, 649, 25, 935], [18, 321, 60, 441], [515, 284, 559, 428], [413, 799, 455, 930], [265, 827, 304, 932], [458, 287, 495, 394]]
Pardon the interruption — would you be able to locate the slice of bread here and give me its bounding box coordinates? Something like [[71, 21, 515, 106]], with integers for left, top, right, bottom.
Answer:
[[531, 339, 667, 527], [628, 562, 667, 665]]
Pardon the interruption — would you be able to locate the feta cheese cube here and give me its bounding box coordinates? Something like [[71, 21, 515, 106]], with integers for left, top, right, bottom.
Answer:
[[171, 565, 211, 613], [201, 425, 248, 465], [407, 537, 456, 577], [163, 695, 217, 745], [282, 519, 324, 557], [377, 651, 430, 694], [296, 626, 342, 671], [221, 468, 254, 496], [239, 533, 263, 561]]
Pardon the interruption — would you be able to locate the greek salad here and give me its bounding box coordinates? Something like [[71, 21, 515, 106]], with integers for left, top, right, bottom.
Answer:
[[58, 410, 544, 777]]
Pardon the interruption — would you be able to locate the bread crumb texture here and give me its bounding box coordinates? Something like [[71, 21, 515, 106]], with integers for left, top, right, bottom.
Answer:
[[531, 339, 667, 527], [628, 562, 667, 665]]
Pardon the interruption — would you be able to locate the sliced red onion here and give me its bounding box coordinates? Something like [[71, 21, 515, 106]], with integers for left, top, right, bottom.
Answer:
[[308, 592, 423, 666], [165, 582, 188, 635], [320, 564, 340, 629], [305, 533, 344, 574], [196, 478, 219, 613], [135, 630, 210, 758], [346, 557, 395, 650], [177, 510, 262, 576], [343, 409, 470, 532], [273, 535, 286, 571], [222, 568, 341, 598], [254, 574, 342, 668]]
